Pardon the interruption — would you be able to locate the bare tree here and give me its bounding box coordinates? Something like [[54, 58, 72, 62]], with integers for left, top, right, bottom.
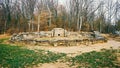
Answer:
[[20, 0, 36, 32], [2, 0, 12, 34], [68, 0, 98, 31]]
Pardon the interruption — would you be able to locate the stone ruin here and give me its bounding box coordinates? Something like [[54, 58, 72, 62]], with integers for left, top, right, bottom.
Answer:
[[115, 31, 120, 36], [10, 28, 107, 46]]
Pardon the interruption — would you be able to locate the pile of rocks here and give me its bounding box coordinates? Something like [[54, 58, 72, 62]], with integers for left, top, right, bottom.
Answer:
[[10, 32, 38, 41]]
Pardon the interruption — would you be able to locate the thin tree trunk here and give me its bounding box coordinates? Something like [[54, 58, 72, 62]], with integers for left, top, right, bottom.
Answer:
[[77, 13, 80, 31], [99, 21, 102, 32], [31, 18, 34, 32], [18, 20, 20, 32], [28, 23, 31, 32], [79, 17, 82, 32], [38, 15, 40, 32], [4, 20, 7, 35], [47, 5, 51, 26]]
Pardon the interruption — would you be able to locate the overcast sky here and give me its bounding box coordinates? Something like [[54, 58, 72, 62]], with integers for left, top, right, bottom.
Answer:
[[0, 0, 2, 3], [58, 0, 66, 5]]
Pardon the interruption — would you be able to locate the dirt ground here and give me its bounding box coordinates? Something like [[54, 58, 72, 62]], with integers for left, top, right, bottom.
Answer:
[[26, 39, 120, 68], [33, 62, 71, 68], [0, 34, 10, 39], [27, 40, 120, 57]]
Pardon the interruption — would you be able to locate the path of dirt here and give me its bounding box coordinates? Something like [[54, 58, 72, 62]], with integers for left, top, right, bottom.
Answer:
[[26, 40, 120, 68], [0, 34, 10, 39], [27, 40, 120, 57], [33, 62, 71, 68]]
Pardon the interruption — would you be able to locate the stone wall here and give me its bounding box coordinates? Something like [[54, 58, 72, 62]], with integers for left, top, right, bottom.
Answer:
[[10, 28, 107, 46], [10, 28, 69, 41]]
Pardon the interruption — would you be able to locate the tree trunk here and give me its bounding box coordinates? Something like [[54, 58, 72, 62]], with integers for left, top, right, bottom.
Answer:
[[31, 18, 34, 32], [99, 21, 102, 32], [28, 23, 31, 32], [4, 20, 7, 35], [38, 15, 40, 32], [32, 23, 34, 32], [79, 17, 82, 32], [47, 5, 51, 26], [77, 12, 80, 31]]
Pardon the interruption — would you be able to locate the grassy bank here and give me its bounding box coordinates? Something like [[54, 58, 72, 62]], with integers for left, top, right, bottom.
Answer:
[[0, 44, 66, 68], [0, 38, 9, 43], [70, 49, 120, 68]]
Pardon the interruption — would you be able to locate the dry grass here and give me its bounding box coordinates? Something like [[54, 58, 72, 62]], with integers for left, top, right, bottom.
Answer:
[[0, 34, 10, 39]]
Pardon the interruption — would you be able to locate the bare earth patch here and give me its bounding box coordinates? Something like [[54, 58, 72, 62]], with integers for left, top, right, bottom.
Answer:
[[24, 40, 120, 68], [0, 34, 10, 39], [27, 40, 120, 57], [33, 62, 71, 68]]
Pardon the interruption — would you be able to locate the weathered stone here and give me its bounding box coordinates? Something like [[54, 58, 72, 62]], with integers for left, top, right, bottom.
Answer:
[[115, 31, 120, 36], [10, 28, 107, 46], [51, 28, 68, 37], [53, 43, 57, 47]]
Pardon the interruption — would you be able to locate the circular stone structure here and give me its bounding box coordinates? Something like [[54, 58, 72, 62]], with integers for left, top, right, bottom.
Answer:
[[10, 28, 107, 46]]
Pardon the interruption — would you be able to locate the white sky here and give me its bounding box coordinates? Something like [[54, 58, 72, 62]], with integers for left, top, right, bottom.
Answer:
[[58, 0, 66, 5]]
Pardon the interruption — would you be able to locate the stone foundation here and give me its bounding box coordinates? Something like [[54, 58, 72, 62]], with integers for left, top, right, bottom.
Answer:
[[10, 28, 107, 46]]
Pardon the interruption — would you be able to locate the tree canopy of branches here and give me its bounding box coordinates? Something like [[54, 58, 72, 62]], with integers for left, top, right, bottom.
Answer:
[[0, 0, 120, 34]]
